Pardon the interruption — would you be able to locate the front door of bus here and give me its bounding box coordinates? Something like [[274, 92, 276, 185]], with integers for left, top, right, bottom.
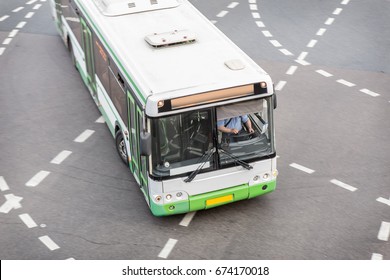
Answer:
[[128, 93, 149, 202], [80, 18, 96, 95]]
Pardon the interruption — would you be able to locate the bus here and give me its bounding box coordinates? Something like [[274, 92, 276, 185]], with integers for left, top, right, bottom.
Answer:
[[49, 0, 278, 216]]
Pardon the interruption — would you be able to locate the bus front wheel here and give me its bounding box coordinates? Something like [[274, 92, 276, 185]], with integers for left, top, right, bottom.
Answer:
[[115, 131, 128, 165]]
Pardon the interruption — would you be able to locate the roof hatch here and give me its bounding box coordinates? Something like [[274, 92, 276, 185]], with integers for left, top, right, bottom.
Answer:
[[145, 30, 196, 48], [93, 0, 180, 16]]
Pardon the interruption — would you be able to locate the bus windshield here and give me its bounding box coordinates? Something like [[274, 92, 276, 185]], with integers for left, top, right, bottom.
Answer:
[[150, 97, 274, 179]]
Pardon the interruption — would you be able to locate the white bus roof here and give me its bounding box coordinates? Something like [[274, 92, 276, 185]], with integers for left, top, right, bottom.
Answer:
[[79, 0, 272, 105]]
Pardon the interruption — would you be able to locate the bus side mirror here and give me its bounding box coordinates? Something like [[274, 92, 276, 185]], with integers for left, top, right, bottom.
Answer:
[[272, 93, 277, 109], [140, 131, 152, 156]]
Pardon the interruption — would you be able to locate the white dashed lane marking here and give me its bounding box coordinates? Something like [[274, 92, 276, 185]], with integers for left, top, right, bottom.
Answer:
[[0, 176, 10, 191], [0, 15, 10, 21], [16, 21, 27, 28], [12, 7, 24, 13], [316, 28, 327, 36], [179, 212, 197, 227], [337, 79, 355, 87], [371, 253, 383, 260], [360, 89, 380, 97], [316, 69, 333, 77], [158, 238, 178, 259], [376, 197, 390, 206], [216, 10, 228, 18], [95, 116, 105, 123], [25, 12, 35, 18], [19, 213, 38, 228], [25, 171, 50, 187], [227, 2, 239, 9], [289, 163, 315, 174], [330, 179, 357, 192], [39, 236, 60, 251], [286, 65, 298, 75], [50, 150, 72, 165], [275, 81, 287, 91], [377, 222, 390, 241], [74, 129, 95, 143], [325, 18, 335, 25]]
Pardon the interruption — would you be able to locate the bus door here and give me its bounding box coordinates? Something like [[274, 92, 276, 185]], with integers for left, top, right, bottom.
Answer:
[[80, 18, 96, 95], [128, 92, 149, 201]]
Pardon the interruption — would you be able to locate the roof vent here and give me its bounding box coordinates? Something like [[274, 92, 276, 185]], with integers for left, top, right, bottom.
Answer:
[[145, 30, 196, 48], [224, 59, 246, 70]]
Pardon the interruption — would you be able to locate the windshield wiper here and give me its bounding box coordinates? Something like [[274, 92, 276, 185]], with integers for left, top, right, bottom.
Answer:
[[184, 148, 216, 183], [219, 149, 253, 170]]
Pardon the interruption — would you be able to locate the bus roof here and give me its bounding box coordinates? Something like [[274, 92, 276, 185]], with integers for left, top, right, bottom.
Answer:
[[79, 0, 272, 105]]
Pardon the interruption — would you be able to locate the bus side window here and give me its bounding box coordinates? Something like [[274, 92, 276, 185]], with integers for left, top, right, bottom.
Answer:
[[93, 36, 109, 91], [67, 1, 82, 46], [108, 65, 128, 127]]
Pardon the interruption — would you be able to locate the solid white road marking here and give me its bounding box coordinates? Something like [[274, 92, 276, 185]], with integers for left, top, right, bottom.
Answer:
[[25, 171, 50, 187], [51, 150, 72, 164], [0, 194, 23, 214], [290, 163, 315, 174], [19, 213, 38, 228], [377, 222, 390, 241], [360, 89, 380, 97], [376, 197, 390, 206], [216, 11, 228, 18], [325, 18, 335, 25], [179, 212, 197, 227], [316, 28, 327, 36], [0, 176, 10, 191], [0, 15, 10, 22], [307, 39, 318, 48], [337, 79, 355, 87], [371, 253, 383, 260], [158, 238, 178, 259], [74, 129, 95, 143], [316, 70, 333, 77], [275, 81, 287, 91], [286, 65, 298, 75], [39, 236, 60, 251], [330, 179, 357, 192], [228, 2, 239, 9]]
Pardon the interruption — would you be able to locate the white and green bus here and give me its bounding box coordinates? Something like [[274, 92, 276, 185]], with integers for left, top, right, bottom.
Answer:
[[50, 0, 278, 216]]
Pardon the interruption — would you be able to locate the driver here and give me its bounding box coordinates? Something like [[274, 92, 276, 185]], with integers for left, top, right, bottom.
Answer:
[[217, 115, 254, 136]]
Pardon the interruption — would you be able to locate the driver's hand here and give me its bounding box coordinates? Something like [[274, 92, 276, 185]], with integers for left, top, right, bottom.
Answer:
[[249, 128, 254, 133], [231, 129, 239, 134]]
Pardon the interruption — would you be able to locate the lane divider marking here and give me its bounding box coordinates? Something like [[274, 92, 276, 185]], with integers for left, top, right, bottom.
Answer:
[[158, 238, 178, 259], [19, 213, 38, 228], [39, 235, 60, 251], [50, 150, 72, 165], [25, 171, 50, 187], [0, 176, 10, 192], [377, 221, 390, 241], [330, 179, 357, 192], [74, 129, 95, 143], [289, 163, 315, 174], [179, 211, 197, 227]]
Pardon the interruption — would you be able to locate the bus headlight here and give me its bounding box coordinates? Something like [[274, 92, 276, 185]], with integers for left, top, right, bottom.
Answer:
[[155, 195, 162, 202], [273, 170, 279, 178], [263, 173, 270, 180], [166, 194, 172, 200]]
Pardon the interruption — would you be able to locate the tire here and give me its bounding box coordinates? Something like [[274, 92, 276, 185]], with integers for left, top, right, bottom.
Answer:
[[115, 131, 128, 165]]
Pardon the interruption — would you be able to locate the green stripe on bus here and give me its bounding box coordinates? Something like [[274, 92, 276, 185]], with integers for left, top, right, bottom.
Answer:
[[74, 0, 147, 104]]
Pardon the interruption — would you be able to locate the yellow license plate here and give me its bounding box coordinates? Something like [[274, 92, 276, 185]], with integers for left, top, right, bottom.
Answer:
[[206, 194, 233, 207]]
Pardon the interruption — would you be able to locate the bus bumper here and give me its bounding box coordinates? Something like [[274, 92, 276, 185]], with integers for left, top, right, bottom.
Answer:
[[149, 180, 276, 216]]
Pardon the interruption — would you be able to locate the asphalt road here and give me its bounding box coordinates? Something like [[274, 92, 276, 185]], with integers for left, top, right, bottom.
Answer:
[[0, 0, 389, 260]]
